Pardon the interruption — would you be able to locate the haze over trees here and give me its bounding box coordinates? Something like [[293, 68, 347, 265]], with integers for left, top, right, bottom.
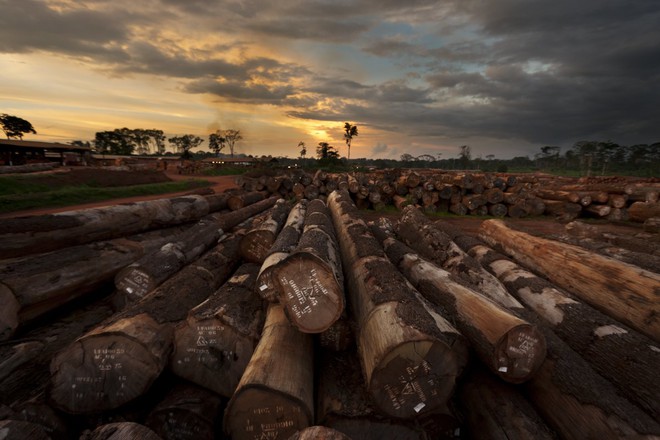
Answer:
[[0, 114, 37, 140]]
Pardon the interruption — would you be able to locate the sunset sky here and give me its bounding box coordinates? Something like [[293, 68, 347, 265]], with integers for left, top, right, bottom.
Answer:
[[1, 0, 659, 160]]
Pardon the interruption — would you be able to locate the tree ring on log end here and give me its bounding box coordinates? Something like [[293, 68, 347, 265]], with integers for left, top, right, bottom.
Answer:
[[50, 314, 171, 414], [369, 340, 461, 419], [275, 254, 343, 333], [225, 387, 312, 440], [494, 324, 546, 384]]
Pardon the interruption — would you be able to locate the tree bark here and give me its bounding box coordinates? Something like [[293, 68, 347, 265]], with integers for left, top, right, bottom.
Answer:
[[274, 199, 344, 333], [239, 198, 290, 263], [0, 420, 51, 440], [373, 229, 546, 384], [49, 231, 246, 414], [327, 190, 469, 419], [468, 242, 660, 417], [224, 304, 314, 440], [287, 426, 352, 440], [256, 201, 307, 302], [170, 263, 266, 398], [479, 219, 660, 342], [145, 383, 224, 440], [1, 194, 222, 259]]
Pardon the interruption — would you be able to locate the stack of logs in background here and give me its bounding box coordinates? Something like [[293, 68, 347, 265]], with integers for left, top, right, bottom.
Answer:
[[0, 169, 659, 440], [238, 169, 660, 225]]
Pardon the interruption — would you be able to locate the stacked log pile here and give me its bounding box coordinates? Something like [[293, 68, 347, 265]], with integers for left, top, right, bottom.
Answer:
[[238, 169, 660, 222], [0, 185, 658, 439]]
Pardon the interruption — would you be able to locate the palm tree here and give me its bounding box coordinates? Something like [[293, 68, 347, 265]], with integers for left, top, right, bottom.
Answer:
[[343, 122, 358, 160]]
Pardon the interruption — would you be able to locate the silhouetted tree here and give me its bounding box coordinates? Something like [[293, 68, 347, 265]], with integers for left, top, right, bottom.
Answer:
[[0, 114, 37, 139], [223, 129, 243, 157], [94, 129, 135, 155], [316, 142, 339, 160], [298, 141, 306, 159], [169, 134, 204, 160], [209, 130, 226, 156], [343, 122, 358, 160], [458, 145, 472, 168]]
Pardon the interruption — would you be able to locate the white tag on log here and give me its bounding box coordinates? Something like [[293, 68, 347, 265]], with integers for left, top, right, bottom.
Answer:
[[498, 366, 508, 372], [414, 402, 425, 413]]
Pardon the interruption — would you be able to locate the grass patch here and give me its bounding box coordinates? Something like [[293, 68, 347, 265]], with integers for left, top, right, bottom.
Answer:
[[0, 180, 211, 213]]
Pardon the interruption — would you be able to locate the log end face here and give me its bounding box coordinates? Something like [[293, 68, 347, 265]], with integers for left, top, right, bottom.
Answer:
[[368, 340, 463, 419], [50, 318, 171, 414], [225, 388, 311, 440], [494, 324, 546, 384]]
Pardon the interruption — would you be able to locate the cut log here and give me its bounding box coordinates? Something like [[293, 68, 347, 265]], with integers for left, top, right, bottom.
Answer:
[[458, 367, 556, 440], [145, 383, 223, 440], [81, 422, 162, 440], [0, 226, 185, 341], [392, 194, 414, 211], [1, 194, 222, 259], [274, 199, 345, 333], [483, 188, 504, 204], [49, 230, 247, 414], [238, 198, 290, 263], [542, 199, 582, 221], [287, 426, 352, 440], [644, 217, 660, 233], [224, 304, 314, 440], [629, 201, 660, 222], [317, 351, 437, 440], [256, 200, 307, 303], [2, 399, 70, 440], [327, 190, 469, 419], [583, 203, 611, 217], [479, 219, 660, 342], [396, 206, 517, 309], [534, 189, 580, 203], [468, 243, 660, 417], [170, 263, 265, 398], [372, 229, 546, 384], [488, 203, 508, 217], [227, 191, 266, 211]]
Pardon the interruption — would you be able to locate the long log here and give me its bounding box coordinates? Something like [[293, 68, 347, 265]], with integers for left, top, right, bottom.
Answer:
[[0, 194, 225, 259], [458, 367, 556, 440], [145, 383, 223, 440], [396, 206, 518, 309], [227, 191, 266, 211], [0, 419, 51, 440], [327, 190, 469, 419], [287, 426, 351, 440], [49, 230, 247, 414], [256, 200, 307, 302], [479, 219, 660, 342], [467, 242, 660, 417], [170, 263, 265, 398], [274, 199, 344, 333], [238, 198, 290, 263], [372, 228, 546, 384], [224, 304, 314, 440], [0, 226, 185, 341]]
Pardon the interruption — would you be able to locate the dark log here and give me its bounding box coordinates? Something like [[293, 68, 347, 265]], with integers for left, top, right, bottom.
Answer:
[[2, 399, 70, 440], [583, 203, 611, 217], [1, 194, 222, 259], [396, 206, 515, 308], [461, 194, 487, 210], [449, 202, 468, 216], [287, 426, 351, 440], [605, 207, 629, 222], [239, 198, 290, 263], [373, 229, 546, 384], [145, 383, 223, 440], [81, 422, 162, 440], [629, 201, 660, 222], [318, 314, 354, 352], [468, 242, 660, 417], [327, 190, 469, 419], [644, 217, 660, 233], [608, 193, 628, 208], [274, 199, 344, 333], [479, 219, 660, 342], [483, 188, 504, 204], [170, 263, 265, 398], [317, 351, 439, 440], [224, 304, 314, 440], [458, 367, 556, 440], [392, 194, 414, 211], [227, 191, 266, 211], [304, 184, 320, 200], [0, 226, 184, 341], [256, 201, 307, 302], [488, 203, 508, 217], [542, 199, 582, 221], [0, 419, 51, 440], [49, 230, 247, 414]]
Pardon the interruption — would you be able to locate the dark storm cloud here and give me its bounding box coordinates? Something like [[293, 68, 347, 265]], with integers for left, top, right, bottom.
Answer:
[[185, 78, 295, 103]]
